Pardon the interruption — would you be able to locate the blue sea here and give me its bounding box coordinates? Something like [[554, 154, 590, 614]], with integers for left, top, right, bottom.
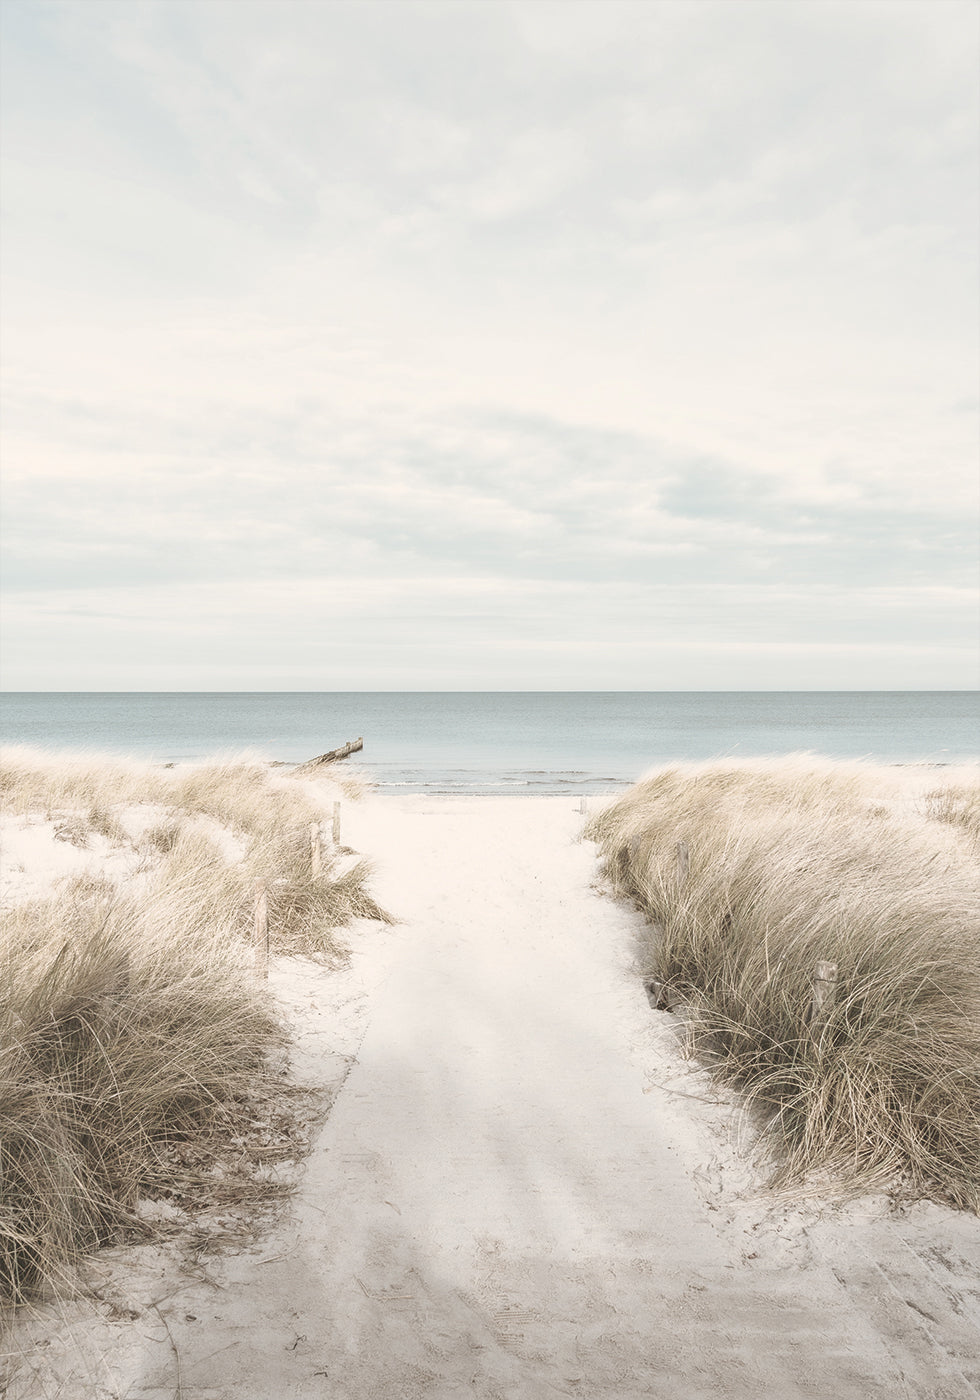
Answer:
[[1, 692, 976, 795]]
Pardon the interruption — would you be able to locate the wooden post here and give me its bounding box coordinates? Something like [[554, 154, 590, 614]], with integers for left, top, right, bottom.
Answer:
[[676, 840, 690, 886], [293, 738, 364, 773], [810, 960, 838, 1022], [310, 822, 322, 878], [332, 801, 341, 847], [253, 879, 269, 979], [579, 796, 588, 815]]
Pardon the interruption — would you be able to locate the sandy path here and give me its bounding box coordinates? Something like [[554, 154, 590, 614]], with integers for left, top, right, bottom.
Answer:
[[8, 796, 980, 1399]]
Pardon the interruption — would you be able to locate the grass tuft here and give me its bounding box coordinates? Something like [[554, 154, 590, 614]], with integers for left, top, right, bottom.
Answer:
[[0, 881, 277, 1300], [921, 784, 980, 848], [587, 759, 980, 1210], [0, 749, 389, 1300]]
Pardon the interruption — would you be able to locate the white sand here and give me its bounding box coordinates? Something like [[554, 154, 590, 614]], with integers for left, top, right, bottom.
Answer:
[[5, 792, 980, 1399]]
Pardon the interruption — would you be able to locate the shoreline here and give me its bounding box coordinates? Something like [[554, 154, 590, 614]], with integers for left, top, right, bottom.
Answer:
[[4, 739, 979, 793], [4, 690, 978, 786]]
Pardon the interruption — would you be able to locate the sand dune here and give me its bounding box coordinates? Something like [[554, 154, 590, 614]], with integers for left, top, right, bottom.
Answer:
[[5, 790, 980, 1399]]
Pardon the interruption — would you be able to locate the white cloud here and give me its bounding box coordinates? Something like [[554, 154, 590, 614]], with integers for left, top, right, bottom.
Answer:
[[0, 0, 976, 687], [3, 576, 976, 690]]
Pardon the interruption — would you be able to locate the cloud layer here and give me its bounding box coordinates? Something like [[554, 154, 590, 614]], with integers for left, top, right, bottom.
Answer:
[[1, 0, 977, 687]]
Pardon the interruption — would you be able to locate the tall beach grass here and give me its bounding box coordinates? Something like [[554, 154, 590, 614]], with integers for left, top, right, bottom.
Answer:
[[0, 749, 388, 1300], [587, 759, 980, 1209]]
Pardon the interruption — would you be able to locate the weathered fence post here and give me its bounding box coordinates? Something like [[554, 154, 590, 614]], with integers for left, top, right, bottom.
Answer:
[[310, 822, 322, 878], [579, 796, 588, 815], [810, 960, 838, 1023], [332, 801, 341, 847], [253, 879, 269, 979], [676, 840, 690, 886]]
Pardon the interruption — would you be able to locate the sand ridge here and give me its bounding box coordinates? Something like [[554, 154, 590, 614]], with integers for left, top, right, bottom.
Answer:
[[6, 793, 980, 1398]]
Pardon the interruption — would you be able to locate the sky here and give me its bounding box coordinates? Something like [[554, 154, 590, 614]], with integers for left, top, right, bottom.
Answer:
[[1, 0, 977, 691]]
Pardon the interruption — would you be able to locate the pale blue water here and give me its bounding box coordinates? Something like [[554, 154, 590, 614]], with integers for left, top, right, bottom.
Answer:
[[0, 692, 976, 795]]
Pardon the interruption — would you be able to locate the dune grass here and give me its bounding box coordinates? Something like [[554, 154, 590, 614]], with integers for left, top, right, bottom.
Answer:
[[1, 877, 279, 1301], [1, 749, 388, 960], [0, 750, 389, 1301], [586, 759, 980, 1210], [920, 782, 980, 849]]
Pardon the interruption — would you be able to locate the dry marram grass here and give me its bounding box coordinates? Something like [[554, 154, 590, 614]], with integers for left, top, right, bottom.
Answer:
[[0, 750, 390, 1301], [587, 759, 980, 1210]]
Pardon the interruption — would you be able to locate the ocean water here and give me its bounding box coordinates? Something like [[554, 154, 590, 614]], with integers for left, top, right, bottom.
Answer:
[[1, 692, 976, 795]]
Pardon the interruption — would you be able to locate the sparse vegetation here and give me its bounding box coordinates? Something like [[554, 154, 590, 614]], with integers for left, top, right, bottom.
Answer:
[[139, 818, 182, 856], [587, 760, 980, 1210], [0, 750, 389, 1300], [51, 813, 90, 847], [921, 784, 980, 848]]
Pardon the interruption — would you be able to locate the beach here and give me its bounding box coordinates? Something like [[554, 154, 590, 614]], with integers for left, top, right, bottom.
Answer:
[[3, 768, 980, 1398], [4, 0, 977, 1385]]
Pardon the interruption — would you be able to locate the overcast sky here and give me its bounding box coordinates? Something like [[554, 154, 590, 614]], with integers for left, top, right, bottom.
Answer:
[[1, 0, 977, 690]]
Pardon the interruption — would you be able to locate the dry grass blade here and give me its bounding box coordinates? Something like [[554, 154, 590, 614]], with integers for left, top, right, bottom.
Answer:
[[0, 749, 390, 1301], [587, 758, 980, 1210]]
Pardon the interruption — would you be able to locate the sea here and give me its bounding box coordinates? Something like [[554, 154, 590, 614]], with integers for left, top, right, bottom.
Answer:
[[0, 692, 976, 796]]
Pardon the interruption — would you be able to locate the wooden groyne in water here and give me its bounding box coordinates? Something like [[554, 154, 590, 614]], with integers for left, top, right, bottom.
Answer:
[[293, 738, 363, 774]]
